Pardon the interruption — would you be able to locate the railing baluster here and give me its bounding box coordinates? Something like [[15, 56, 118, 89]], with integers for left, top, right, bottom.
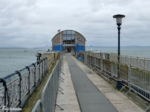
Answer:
[[25, 66, 30, 94], [0, 78, 7, 112], [32, 63, 36, 87], [15, 71, 22, 107], [0, 52, 60, 111], [78, 51, 150, 107]]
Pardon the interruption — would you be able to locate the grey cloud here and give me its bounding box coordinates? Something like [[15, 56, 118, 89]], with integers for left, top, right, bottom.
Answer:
[[0, 0, 150, 47]]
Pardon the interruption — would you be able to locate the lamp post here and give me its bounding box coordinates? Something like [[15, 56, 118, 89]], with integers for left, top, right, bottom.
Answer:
[[113, 14, 125, 90]]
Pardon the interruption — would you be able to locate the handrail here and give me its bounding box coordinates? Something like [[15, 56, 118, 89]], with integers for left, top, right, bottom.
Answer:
[[31, 100, 42, 112], [3, 62, 37, 80], [0, 52, 60, 111]]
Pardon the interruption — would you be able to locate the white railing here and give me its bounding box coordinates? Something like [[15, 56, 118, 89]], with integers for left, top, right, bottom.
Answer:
[[79, 51, 150, 112]]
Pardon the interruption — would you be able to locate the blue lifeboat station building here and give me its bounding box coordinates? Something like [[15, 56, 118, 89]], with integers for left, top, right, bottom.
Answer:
[[51, 30, 86, 52]]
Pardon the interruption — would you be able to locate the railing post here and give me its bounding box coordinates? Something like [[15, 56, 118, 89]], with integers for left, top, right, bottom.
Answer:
[[37, 53, 41, 83], [89, 55, 90, 65], [95, 57, 97, 68], [46, 58, 49, 71], [89, 56, 91, 65], [100, 58, 103, 72], [125, 55, 127, 65], [47, 58, 49, 69], [43, 58, 46, 74], [111, 63, 114, 77], [91, 55, 93, 65], [86, 54, 88, 63], [25, 66, 30, 94], [136, 57, 138, 68], [54, 53, 56, 60], [144, 58, 146, 70], [87, 55, 88, 64], [130, 56, 132, 67], [92, 55, 94, 66], [88, 55, 90, 65], [15, 71, 22, 107], [90, 56, 91, 65], [84, 53, 85, 63], [128, 65, 131, 89], [43, 58, 45, 75], [45, 58, 47, 72], [42, 59, 44, 77], [94, 57, 96, 66], [39, 62, 41, 82], [32, 63, 36, 87], [0, 78, 7, 112], [86, 55, 88, 64], [45, 58, 47, 73], [44, 58, 46, 72], [91, 56, 92, 66], [98, 53, 100, 69]]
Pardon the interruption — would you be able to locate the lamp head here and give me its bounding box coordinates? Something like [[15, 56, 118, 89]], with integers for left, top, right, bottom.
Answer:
[[113, 14, 125, 25]]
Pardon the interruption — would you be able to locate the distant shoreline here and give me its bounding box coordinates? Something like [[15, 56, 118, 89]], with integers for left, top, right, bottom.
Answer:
[[86, 46, 150, 48], [1, 46, 150, 49]]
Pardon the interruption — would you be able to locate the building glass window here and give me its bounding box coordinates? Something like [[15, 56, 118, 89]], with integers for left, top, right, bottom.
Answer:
[[72, 31, 75, 34], [63, 30, 75, 44], [63, 35, 66, 40], [67, 34, 71, 40], [63, 31, 67, 34], [72, 35, 75, 40], [67, 30, 71, 34]]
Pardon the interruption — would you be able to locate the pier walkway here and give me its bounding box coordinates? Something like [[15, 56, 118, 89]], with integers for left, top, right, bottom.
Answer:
[[55, 53, 143, 112]]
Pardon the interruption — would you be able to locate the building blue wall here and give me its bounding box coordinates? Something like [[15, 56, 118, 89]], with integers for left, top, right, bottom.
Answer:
[[53, 44, 85, 52], [53, 44, 63, 52], [76, 44, 85, 52]]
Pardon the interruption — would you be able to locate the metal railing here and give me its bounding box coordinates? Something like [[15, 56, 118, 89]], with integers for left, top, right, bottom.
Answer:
[[79, 51, 150, 111], [32, 58, 61, 112], [0, 52, 59, 112]]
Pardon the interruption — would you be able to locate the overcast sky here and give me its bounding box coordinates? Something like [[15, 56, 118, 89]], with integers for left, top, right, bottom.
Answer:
[[0, 0, 150, 48]]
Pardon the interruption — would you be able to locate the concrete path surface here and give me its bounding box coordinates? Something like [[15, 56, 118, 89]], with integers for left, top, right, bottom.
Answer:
[[66, 54, 118, 112], [55, 56, 80, 112], [55, 53, 143, 112], [71, 54, 144, 112]]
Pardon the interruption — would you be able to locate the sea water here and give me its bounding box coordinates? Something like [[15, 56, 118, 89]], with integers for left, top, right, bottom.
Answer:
[[0, 48, 45, 77], [0, 47, 150, 77], [86, 47, 150, 58]]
